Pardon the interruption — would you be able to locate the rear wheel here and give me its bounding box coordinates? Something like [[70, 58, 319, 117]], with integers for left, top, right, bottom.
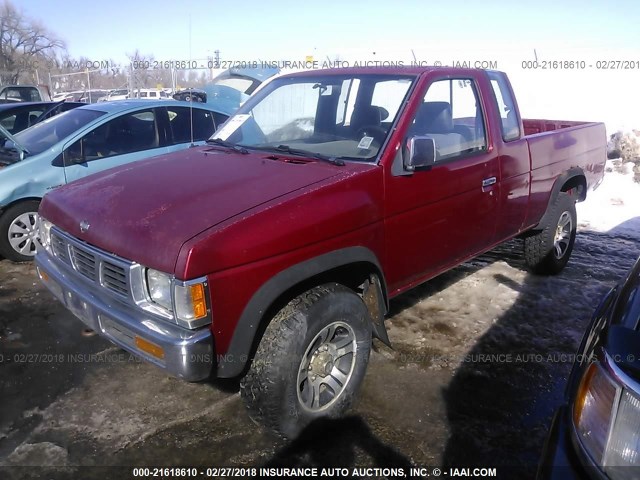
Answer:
[[240, 283, 372, 438], [0, 200, 41, 262], [524, 192, 576, 275]]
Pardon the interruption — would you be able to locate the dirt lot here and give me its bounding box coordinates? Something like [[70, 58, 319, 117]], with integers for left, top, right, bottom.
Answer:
[[0, 228, 637, 479]]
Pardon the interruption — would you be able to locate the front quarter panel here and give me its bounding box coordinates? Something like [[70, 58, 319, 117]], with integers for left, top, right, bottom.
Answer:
[[175, 164, 386, 369], [0, 153, 66, 209]]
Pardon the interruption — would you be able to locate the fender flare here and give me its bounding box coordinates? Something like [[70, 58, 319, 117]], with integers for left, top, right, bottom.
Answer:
[[216, 246, 388, 378], [533, 167, 585, 230]]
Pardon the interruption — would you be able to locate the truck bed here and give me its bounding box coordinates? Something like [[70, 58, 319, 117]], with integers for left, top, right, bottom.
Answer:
[[522, 119, 607, 228], [522, 118, 593, 135]]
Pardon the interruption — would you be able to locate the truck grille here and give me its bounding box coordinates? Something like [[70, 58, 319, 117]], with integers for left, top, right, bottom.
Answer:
[[51, 235, 70, 263], [101, 261, 128, 296], [70, 245, 97, 279], [50, 230, 131, 298]]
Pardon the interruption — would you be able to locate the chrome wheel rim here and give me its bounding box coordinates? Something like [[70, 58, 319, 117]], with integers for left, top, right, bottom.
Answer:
[[297, 321, 357, 413], [553, 211, 572, 259], [8, 211, 39, 257]]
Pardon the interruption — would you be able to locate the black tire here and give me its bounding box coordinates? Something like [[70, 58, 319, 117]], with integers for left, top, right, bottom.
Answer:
[[240, 283, 372, 438], [0, 200, 41, 262], [524, 192, 576, 275]]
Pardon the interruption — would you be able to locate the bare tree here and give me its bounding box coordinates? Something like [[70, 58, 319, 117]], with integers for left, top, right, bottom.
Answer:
[[127, 49, 156, 91], [0, 0, 65, 84]]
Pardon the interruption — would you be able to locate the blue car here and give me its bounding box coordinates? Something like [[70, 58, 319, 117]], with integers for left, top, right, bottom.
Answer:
[[0, 100, 229, 261]]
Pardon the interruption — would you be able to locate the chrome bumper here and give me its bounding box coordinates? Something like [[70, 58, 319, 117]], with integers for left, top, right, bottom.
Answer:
[[35, 250, 214, 381]]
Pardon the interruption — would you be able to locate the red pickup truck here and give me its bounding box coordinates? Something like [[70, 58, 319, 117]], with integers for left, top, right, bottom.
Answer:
[[34, 67, 606, 437]]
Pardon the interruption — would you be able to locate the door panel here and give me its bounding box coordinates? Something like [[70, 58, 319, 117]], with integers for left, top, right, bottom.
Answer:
[[385, 154, 499, 291], [495, 139, 530, 241], [384, 75, 500, 293]]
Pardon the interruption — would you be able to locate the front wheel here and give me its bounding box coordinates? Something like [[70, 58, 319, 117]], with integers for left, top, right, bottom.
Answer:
[[0, 200, 41, 262], [240, 283, 372, 438], [524, 192, 577, 275]]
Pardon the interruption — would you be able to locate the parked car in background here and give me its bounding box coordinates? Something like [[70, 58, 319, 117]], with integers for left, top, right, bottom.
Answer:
[[172, 88, 207, 103], [97, 89, 129, 102], [79, 90, 110, 103], [52, 92, 71, 102], [0, 101, 84, 134], [35, 66, 606, 437], [131, 89, 171, 100], [173, 67, 281, 114], [51, 90, 109, 103], [538, 256, 640, 479], [0, 100, 229, 261], [52, 91, 85, 102], [202, 67, 279, 114], [0, 85, 52, 103]]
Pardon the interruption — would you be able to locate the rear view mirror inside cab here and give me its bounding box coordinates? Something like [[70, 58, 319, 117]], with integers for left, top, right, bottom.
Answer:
[[404, 136, 436, 171]]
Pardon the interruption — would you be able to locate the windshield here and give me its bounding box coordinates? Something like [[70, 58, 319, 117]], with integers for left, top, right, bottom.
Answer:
[[213, 74, 415, 162], [14, 108, 105, 155]]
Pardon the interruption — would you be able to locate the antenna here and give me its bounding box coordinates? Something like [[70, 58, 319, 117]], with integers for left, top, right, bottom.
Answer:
[[188, 14, 195, 147]]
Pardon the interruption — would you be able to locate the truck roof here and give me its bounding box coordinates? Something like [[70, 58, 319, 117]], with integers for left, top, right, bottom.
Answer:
[[277, 66, 503, 78]]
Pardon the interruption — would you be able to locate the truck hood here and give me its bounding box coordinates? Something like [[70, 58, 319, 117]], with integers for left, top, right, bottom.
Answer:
[[40, 147, 341, 274]]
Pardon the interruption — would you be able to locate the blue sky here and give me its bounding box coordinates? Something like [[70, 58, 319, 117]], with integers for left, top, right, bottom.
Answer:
[[18, 0, 640, 64], [16, 0, 640, 130]]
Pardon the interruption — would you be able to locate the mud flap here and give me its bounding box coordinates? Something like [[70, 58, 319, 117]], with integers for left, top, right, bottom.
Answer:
[[362, 274, 391, 347]]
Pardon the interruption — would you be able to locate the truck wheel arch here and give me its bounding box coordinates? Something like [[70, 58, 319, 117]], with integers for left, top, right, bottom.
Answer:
[[532, 168, 586, 232], [216, 246, 389, 378]]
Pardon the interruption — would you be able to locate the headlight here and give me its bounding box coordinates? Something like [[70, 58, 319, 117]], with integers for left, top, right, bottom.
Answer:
[[573, 358, 640, 478], [38, 217, 52, 251], [146, 269, 172, 311], [574, 363, 620, 463], [605, 390, 640, 475], [144, 268, 210, 329]]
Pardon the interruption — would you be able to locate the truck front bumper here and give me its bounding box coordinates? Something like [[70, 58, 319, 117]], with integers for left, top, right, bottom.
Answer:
[[35, 251, 214, 382]]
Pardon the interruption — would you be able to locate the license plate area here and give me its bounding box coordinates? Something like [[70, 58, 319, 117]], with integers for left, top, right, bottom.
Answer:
[[64, 289, 94, 326]]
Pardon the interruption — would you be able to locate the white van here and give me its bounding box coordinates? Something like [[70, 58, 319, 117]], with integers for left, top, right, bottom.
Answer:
[[132, 89, 171, 100]]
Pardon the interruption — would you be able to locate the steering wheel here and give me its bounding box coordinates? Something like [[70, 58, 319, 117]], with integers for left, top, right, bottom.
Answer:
[[356, 125, 387, 146]]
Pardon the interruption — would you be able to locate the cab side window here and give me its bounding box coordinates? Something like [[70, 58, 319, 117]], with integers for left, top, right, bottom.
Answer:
[[408, 78, 487, 161], [64, 109, 159, 163], [1, 87, 40, 102], [488, 71, 520, 142]]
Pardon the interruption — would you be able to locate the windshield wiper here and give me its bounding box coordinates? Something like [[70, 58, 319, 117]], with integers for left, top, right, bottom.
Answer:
[[269, 144, 345, 166], [206, 138, 249, 154]]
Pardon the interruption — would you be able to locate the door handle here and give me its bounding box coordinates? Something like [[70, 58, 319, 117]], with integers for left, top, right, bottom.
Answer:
[[482, 177, 497, 188]]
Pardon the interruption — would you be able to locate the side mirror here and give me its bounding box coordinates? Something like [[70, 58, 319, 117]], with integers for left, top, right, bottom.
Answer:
[[3, 140, 25, 161], [405, 136, 436, 171]]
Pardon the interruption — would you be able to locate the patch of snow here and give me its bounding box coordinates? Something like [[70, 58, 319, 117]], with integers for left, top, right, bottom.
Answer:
[[4, 442, 69, 467], [577, 160, 640, 236]]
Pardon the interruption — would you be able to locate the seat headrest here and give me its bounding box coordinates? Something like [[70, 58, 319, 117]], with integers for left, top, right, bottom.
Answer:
[[351, 105, 383, 129], [414, 102, 453, 133]]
